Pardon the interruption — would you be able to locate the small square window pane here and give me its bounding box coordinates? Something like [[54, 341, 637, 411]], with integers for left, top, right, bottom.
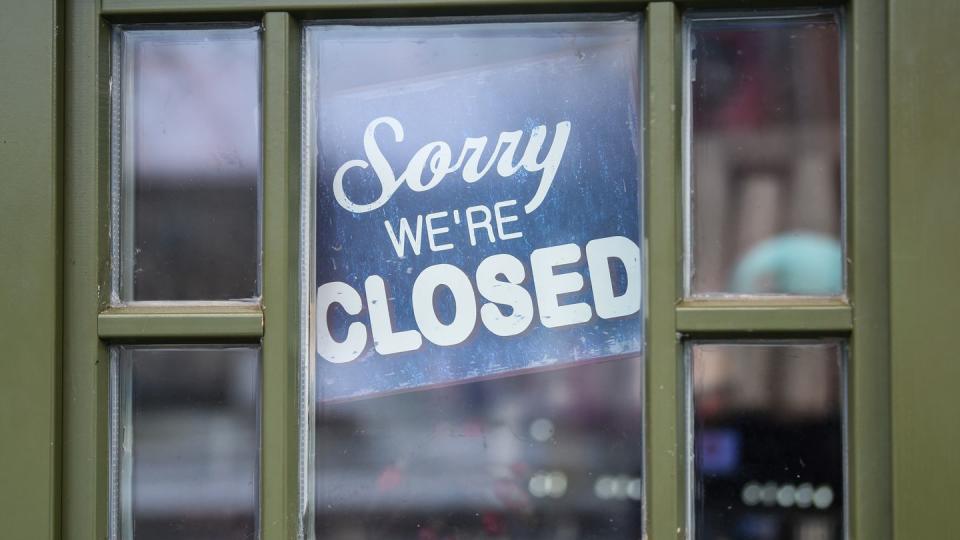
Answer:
[[113, 346, 259, 540], [684, 11, 844, 297], [690, 342, 845, 540], [114, 27, 262, 302]]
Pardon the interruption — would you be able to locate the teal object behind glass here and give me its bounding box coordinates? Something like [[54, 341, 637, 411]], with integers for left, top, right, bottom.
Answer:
[[731, 233, 843, 295]]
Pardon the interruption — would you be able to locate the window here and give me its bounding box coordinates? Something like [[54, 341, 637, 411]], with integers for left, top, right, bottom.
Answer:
[[55, 2, 891, 540], [684, 10, 844, 298], [689, 341, 846, 538], [303, 17, 646, 538], [112, 25, 262, 302], [113, 346, 260, 540]]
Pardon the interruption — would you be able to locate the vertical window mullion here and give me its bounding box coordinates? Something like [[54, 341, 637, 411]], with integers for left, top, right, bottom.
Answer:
[[261, 11, 302, 540], [848, 1, 892, 538], [63, 2, 112, 539], [645, 3, 684, 539]]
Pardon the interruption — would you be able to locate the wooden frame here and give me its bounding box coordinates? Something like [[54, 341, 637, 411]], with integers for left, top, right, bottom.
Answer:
[[0, 0, 900, 539]]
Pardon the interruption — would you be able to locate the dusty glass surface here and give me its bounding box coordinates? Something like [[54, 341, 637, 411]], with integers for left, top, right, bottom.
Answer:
[[304, 17, 645, 538], [114, 346, 259, 540], [115, 27, 261, 302], [685, 11, 844, 297], [690, 342, 845, 540], [315, 358, 644, 539]]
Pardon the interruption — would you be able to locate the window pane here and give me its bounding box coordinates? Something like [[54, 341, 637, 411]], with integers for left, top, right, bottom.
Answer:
[[305, 17, 644, 537], [690, 342, 845, 540], [685, 11, 843, 297], [115, 27, 261, 302], [114, 346, 259, 540], [316, 358, 643, 539]]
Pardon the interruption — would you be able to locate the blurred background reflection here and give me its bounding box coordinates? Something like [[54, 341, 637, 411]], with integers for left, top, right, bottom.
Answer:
[[119, 27, 261, 301], [691, 342, 844, 540], [687, 11, 843, 296], [315, 357, 644, 539], [119, 346, 259, 540]]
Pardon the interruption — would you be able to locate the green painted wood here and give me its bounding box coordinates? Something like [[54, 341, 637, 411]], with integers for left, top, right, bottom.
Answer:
[[0, 1, 62, 538], [848, 1, 892, 539], [62, 1, 112, 539], [37, 3, 904, 540], [889, 1, 960, 538], [99, 0, 841, 15], [98, 306, 264, 339], [101, 0, 635, 15], [676, 303, 853, 334], [645, 4, 684, 539], [261, 12, 303, 540]]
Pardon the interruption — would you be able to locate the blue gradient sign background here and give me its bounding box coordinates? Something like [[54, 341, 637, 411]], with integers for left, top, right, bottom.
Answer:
[[309, 19, 643, 401]]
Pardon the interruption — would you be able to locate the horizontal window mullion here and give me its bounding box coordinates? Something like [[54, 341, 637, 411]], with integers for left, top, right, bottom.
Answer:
[[676, 303, 852, 334], [100, 0, 633, 16], [98, 306, 264, 339], [101, 0, 636, 15], [100, 0, 847, 17]]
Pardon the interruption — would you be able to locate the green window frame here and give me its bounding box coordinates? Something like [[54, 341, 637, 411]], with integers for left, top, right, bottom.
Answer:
[[67, 2, 890, 539], [23, 0, 960, 538]]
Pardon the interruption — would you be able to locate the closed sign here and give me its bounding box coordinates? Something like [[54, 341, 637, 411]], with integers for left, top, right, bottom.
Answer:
[[308, 19, 644, 400]]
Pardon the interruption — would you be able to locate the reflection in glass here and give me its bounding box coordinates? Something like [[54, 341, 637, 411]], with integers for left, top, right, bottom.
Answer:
[[685, 11, 843, 296], [116, 27, 261, 301], [690, 342, 844, 540], [316, 358, 644, 539], [306, 18, 645, 538], [115, 346, 259, 540]]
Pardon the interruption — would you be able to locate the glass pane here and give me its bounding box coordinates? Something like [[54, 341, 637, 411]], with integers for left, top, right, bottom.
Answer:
[[690, 342, 845, 540], [316, 359, 643, 539], [115, 27, 261, 302], [305, 17, 644, 537], [685, 11, 843, 297], [114, 346, 259, 540]]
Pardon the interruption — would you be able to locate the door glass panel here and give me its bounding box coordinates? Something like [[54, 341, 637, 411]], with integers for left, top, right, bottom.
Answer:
[[690, 341, 845, 540], [316, 359, 644, 538], [304, 17, 645, 538], [114, 26, 262, 302], [113, 346, 260, 540], [684, 11, 844, 297]]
